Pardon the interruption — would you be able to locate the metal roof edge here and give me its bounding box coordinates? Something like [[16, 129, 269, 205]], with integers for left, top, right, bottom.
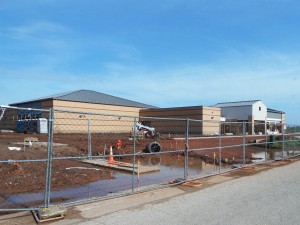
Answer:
[[215, 100, 261, 105], [212, 100, 262, 108], [10, 89, 157, 108], [267, 108, 285, 114], [10, 90, 83, 105]]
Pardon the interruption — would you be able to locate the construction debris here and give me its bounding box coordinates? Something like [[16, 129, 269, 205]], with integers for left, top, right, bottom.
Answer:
[[23, 137, 39, 151], [168, 178, 202, 187], [66, 167, 100, 171], [8, 147, 22, 151]]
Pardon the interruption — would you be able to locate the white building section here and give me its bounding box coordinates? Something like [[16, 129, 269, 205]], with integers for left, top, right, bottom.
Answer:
[[213, 100, 285, 135], [214, 100, 267, 121]]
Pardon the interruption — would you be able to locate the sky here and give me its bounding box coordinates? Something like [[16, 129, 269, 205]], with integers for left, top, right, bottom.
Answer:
[[0, 0, 299, 124]]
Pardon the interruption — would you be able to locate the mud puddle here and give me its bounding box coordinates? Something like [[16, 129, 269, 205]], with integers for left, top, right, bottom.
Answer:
[[0, 156, 228, 208], [251, 150, 297, 163]]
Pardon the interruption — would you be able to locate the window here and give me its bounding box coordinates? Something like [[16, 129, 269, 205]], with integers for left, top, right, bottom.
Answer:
[[259, 107, 261, 111], [18, 110, 42, 120]]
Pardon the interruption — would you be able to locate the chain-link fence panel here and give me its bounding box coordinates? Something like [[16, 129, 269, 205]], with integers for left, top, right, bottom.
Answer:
[[245, 122, 268, 165], [48, 110, 137, 204], [133, 117, 187, 187], [187, 120, 222, 177], [0, 106, 50, 211], [219, 122, 245, 168], [49, 112, 190, 204], [283, 125, 300, 157], [244, 122, 300, 164], [267, 126, 286, 160]]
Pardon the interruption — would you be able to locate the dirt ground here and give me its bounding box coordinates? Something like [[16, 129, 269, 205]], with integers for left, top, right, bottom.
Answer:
[[0, 132, 276, 199]]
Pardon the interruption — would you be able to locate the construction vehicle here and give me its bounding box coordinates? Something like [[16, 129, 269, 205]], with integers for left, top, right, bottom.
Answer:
[[134, 122, 158, 138]]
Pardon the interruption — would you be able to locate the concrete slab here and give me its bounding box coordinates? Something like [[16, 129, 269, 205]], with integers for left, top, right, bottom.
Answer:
[[0, 211, 34, 225], [40, 218, 82, 225], [75, 187, 185, 219], [206, 175, 234, 184]]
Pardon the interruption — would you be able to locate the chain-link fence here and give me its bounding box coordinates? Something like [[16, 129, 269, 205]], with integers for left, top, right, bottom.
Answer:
[[0, 106, 299, 212], [0, 106, 50, 212]]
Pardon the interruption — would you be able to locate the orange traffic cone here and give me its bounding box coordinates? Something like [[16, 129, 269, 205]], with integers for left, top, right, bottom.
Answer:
[[108, 146, 115, 163]]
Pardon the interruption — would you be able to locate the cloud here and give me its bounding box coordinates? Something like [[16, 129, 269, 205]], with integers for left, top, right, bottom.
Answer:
[[0, 41, 299, 123], [82, 56, 299, 107], [0, 21, 72, 54], [5, 21, 68, 40], [3, 47, 298, 107]]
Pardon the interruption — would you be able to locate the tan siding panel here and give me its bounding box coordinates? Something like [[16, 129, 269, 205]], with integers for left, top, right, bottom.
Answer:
[[53, 100, 140, 116], [140, 106, 221, 135], [52, 100, 140, 133]]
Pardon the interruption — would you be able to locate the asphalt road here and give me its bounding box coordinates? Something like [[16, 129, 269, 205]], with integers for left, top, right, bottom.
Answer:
[[78, 160, 300, 225]]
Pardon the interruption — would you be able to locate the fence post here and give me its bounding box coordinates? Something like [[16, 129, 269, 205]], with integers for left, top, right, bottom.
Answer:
[[293, 125, 296, 156], [184, 118, 189, 181], [44, 108, 54, 208], [282, 126, 285, 158], [218, 121, 222, 173], [265, 121, 268, 162], [242, 122, 246, 166], [132, 117, 137, 192], [88, 116, 92, 159]]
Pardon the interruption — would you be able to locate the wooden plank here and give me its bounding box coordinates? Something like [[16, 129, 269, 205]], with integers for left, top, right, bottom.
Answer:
[[241, 166, 256, 170], [180, 181, 202, 187], [82, 159, 160, 174]]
